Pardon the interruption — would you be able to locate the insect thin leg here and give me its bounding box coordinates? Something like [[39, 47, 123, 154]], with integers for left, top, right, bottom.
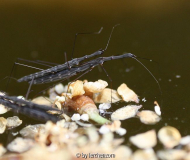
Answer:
[[71, 27, 103, 59], [35, 60, 60, 66], [15, 62, 44, 71], [104, 24, 120, 51], [64, 52, 71, 69], [6, 59, 18, 91], [25, 76, 34, 99], [17, 58, 53, 67], [100, 64, 113, 104]]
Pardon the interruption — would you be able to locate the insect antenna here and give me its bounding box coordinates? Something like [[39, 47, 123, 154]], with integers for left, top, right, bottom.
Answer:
[[135, 56, 160, 65], [132, 56, 162, 96]]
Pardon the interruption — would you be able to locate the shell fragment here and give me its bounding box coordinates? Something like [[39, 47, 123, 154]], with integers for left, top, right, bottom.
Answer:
[[68, 80, 85, 97], [158, 126, 181, 148], [129, 130, 157, 149], [117, 83, 139, 103], [94, 88, 121, 103], [6, 116, 22, 129], [20, 124, 45, 139], [137, 110, 161, 124], [7, 137, 34, 153], [111, 105, 142, 121], [84, 79, 108, 93], [0, 117, 7, 134], [0, 104, 9, 114]]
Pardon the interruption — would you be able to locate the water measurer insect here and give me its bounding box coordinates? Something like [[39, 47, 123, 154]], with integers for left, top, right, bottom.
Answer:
[[0, 93, 60, 122], [12, 25, 119, 85]]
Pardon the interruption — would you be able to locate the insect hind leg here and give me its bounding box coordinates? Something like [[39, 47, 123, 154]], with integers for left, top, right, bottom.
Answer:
[[6, 58, 46, 91]]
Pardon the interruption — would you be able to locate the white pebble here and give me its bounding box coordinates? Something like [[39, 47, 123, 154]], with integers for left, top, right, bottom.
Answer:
[[99, 103, 111, 110], [154, 105, 161, 116], [176, 75, 181, 78], [49, 92, 58, 101], [80, 114, 89, 121], [99, 109, 105, 114], [116, 128, 127, 136], [55, 96, 65, 102], [6, 116, 22, 129], [0, 144, 6, 156], [142, 98, 147, 102], [55, 83, 65, 94], [130, 130, 157, 149], [7, 137, 34, 153], [0, 92, 5, 96], [99, 125, 110, 134], [0, 104, 9, 114], [12, 132, 19, 136], [71, 114, 80, 121], [17, 96, 25, 100], [180, 135, 190, 145], [111, 105, 142, 121]]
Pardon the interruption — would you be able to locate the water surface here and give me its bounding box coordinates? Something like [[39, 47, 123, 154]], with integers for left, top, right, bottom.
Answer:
[[0, 1, 190, 146]]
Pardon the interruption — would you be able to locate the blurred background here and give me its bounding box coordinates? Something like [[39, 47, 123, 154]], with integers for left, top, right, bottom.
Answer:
[[0, 0, 190, 146]]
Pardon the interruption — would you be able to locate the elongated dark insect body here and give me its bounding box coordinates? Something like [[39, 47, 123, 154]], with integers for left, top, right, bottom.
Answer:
[[0, 94, 60, 122], [27, 53, 136, 84], [17, 50, 104, 83]]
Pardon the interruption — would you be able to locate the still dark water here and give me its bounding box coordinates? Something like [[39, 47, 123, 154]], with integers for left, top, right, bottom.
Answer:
[[0, 1, 190, 147]]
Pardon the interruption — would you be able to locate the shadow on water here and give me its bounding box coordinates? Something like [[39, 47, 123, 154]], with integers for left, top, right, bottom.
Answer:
[[0, 0, 190, 147]]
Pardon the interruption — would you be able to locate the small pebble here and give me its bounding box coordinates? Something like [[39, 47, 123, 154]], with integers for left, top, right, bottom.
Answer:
[[17, 96, 25, 100], [154, 105, 161, 116], [142, 98, 146, 102], [99, 103, 111, 110], [179, 135, 190, 145], [71, 114, 81, 121], [158, 126, 181, 148], [116, 128, 127, 136], [175, 75, 181, 78], [111, 105, 142, 121], [0, 117, 7, 134], [6, 116, 22, 129], [157, 149, 186, 160], [12, 132, 19, 136], [7, 137, 34, 153], [83, 80, 108, 93], [130, 130, 157, 149], [0, 144, 6, 156], [55, 83, 65, 94], [55, 96, 66, 102], [137, 110, 161, 124], [99, 125, 110, 134], [80, 114, 89, 121], [0, 104, 9, 114]]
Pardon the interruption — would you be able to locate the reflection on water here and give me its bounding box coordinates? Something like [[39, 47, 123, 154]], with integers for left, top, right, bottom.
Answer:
[[0, 1, 190, 146]]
